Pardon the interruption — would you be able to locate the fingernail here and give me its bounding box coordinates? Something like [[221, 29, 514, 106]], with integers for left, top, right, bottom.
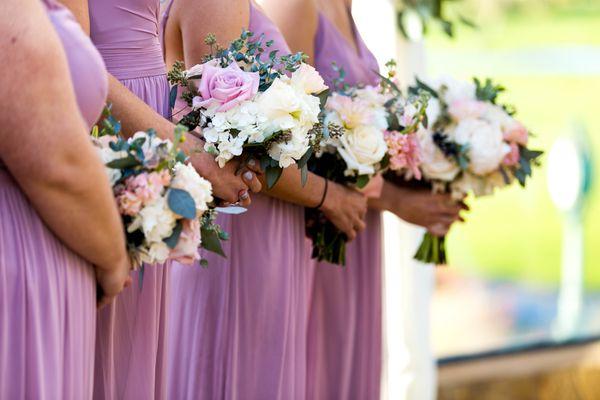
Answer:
[[243, 171, 254, 181], [239, 191, 249, 200], [248, 158, 256, 167]]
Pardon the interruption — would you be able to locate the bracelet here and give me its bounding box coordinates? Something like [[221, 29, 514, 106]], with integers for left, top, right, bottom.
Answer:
[[314, 179, 328, 210]]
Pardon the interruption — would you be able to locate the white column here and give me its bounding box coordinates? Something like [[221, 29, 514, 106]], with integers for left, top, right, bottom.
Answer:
[[353, 3, 437, 399]]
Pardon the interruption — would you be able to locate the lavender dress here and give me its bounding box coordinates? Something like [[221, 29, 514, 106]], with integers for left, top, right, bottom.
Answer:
[[307, 11, 383, 400], [162, 2, 310, 399], [88, 1, 170, 398], [0, 0, 107, 398]]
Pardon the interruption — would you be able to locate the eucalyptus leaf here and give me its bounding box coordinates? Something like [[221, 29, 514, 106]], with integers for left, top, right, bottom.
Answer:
[[266, 165, 283, 189], [201, 227, 226, 258], [106, 155, 139, 169], [163, 220, 184, 249], [167, 188, 197, 219], [355, 174, 370, 189]]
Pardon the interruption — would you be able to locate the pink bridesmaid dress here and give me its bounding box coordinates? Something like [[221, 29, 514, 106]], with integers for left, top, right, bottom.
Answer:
[[0, 0, 108, 398], [162, 2, 310, 399], [307, 10, 384, 400], [88, 1, 171, 398]]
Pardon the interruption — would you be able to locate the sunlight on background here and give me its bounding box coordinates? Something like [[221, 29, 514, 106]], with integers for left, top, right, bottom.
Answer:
[[423, 0, 600, 357]]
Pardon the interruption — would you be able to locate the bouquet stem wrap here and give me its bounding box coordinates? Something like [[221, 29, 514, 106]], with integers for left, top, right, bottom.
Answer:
[[414, 232, 447, 265]]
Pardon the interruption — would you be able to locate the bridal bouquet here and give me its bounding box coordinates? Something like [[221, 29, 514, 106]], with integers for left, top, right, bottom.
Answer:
[[306, 64, 427, 265], [391, 76, 543, 264], [168, 31, 328, 188], [92, 107, 228, 268]]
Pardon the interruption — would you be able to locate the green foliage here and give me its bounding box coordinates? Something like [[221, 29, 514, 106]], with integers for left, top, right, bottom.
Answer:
[[395, 0, 476, 39], [167, 188, 197, 219]]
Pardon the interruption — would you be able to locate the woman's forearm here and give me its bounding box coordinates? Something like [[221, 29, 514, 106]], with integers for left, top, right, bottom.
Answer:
[[262, 167, 326, 208]]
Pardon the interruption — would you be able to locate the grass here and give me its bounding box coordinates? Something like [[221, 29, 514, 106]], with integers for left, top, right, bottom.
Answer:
[[422, 5, 600, 289]]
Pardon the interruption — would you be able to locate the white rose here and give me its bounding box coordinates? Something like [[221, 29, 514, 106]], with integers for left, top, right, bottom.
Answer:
[[142, 241, 171, 264], [337, 125, 387, 176], [433, 75, 476, 104], [417, 128, 460, 181], [255, 79, 302, 134], [355, 86, 389, 130], [129, 196, 178, 243], [288, 63, 328, 94], [453, 118, 510, 176], [171, 163, 213, 215]]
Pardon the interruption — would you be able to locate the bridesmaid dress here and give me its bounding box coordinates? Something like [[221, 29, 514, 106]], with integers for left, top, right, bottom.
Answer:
[[162, 2, 310, 399], [306, 10, 384, 400], [0, 0, 108, 398], [88, 1, 171, 398]]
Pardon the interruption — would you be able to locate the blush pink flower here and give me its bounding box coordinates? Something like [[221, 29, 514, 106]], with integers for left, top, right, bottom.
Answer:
[[124, 172, 168, 207], [385, 131, 423, 180], [116, 190, 143, 216], [193, 62, 260, 113], [170, 218, 202, 264], [503, 142, 520, 167], [448, 99, 487, 121], [503, 119, 528, 146]]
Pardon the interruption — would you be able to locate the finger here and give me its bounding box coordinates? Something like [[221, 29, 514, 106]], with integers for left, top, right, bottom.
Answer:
[[245, 158, 263, 173], [124, 277, 133, 289], [345, 228, 357, 242], [242, 170, 262, 193], [355, 218, 367, 232], [97, 296, 113, 310], [458, 201, 470, 211], [238, 190, 251, 207]]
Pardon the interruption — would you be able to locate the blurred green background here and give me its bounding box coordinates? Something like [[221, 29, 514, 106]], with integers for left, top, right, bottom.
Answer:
[[423, 0, 600, 288]]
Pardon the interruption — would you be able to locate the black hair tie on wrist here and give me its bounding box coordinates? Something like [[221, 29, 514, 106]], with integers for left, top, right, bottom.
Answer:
[[314, 179, 328, 210]]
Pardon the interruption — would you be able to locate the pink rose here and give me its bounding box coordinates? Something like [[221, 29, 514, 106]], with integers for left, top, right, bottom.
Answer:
[[448, 100, 487, 121], [385, 131, 423, 180], [170, 219, 201, 264], [125, 172, 167, 207], [194, 62, 260, 113], [503, 142, 520, 167], [116, 190, 143, 216], [503, 119, 528, 146]]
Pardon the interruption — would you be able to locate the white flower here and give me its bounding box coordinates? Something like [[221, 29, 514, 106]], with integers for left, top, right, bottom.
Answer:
[[97, 147, 125, 185], [268, 129, 311, 168], [417, 128, 460, 181], [451, 170, 507, 199], [453, 118, 510, 176], [128, 196, 177, 243], [256, 78, 320, 135], [288, 63, 328, 94], [424, 98, 441, 126], [142, 241, 171, 264], [337, 125, 387, 176], [433, 75, 476, 104], [354, 86, 389, 130], [171, 162, 213, 215]]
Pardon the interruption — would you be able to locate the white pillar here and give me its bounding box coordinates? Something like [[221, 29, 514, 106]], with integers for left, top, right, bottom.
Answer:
[[353, 2, 437, 400]]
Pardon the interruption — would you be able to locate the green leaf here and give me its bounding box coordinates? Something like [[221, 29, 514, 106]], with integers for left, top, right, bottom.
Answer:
[[106, 155, 139, 169], [355, 174, 370, 189], [301, 164, 308, 187], [169, 85, 178, 110], [297, 147, 313, 169], [265, 165, 283, 189], [163, 220, 184, 249], [317, 89, 330, 109], [415, 77, 439, 99], [167, 188, 197, 219], [200, 227, 226, 258]]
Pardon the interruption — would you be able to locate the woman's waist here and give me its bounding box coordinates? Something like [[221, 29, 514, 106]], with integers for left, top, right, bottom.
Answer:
[[95, 38, 166, 80]]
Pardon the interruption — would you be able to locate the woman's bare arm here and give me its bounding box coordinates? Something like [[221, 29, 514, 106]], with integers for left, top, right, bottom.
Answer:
[[0, 0, 128, 273]]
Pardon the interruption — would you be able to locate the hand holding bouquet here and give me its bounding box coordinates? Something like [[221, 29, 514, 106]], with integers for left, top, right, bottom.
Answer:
[[306, 64, 427, 265], [92, 107, 228, 269], [390, 76, 543, 264], [167, 31, 328, 188]]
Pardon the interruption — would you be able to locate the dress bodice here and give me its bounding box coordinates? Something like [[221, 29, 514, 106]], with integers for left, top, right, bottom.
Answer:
[[89, 0, 165, 80], [314, 10, 379, 88], [43, 0, 108, 128]]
